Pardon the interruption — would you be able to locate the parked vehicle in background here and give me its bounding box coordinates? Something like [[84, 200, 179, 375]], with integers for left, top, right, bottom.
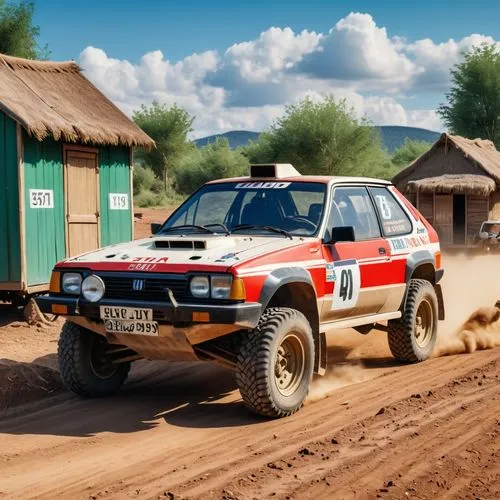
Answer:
[[475, 221, 500, 252], [37, 164, 445, 418]]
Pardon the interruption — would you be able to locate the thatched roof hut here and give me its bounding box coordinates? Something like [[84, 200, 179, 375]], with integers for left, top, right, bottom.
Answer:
[[392, 133, 500, 247], [0, 53, 153, 299], [0, 53, 153, 147]]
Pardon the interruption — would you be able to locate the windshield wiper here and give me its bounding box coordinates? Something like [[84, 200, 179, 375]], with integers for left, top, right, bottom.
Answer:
[[231, 224, 292, 239], [158, 224, 216, 234], [203, 223, 230, 235]]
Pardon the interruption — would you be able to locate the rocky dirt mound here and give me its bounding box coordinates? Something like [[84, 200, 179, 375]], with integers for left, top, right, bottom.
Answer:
[[0, 359, 62, 410]]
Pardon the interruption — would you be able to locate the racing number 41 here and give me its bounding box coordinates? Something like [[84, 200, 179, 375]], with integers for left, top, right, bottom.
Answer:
[[332, 260, 361, 310], [339, 268, 354, 302]]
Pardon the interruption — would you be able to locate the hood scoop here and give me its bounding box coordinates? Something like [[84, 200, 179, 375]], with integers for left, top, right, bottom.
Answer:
[[154, 239, 206, 250], [153, 237, 237, 251]]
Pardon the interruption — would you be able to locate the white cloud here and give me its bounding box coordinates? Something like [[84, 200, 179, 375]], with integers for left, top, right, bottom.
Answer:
[[297, 13, 418, 84], [406, 35, 500, 90], [79, 13, 500, 137]]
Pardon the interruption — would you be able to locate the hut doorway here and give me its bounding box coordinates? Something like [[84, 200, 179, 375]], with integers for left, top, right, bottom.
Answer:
[[64, 148, 100, 257], [453, 194, 466, 244]]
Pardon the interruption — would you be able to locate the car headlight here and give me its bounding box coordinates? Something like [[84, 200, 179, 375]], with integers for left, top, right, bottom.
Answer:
[[62, 273, 82, 295], [190, 276, 210, 298], [211, 275, 232, 299], [81, 275, 105, 302], [190, 275, 235, 299]]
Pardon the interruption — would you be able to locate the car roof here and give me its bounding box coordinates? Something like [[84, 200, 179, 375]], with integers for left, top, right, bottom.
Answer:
[[207, 175, 392, 186]]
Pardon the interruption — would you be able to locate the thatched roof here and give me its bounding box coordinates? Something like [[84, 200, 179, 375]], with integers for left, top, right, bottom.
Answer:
[[407, 174, 496, 196], [0, 53, 154, 147], [393, 133, 500, 191]]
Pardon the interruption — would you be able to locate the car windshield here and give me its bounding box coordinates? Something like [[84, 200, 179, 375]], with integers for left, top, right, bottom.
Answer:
[[482, 223, 500, 235], [161, 181, 327, 237]]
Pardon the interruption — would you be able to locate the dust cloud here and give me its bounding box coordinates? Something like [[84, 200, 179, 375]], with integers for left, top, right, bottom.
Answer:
[[433, 253, 500, 357], [306, 362, 369, 404]]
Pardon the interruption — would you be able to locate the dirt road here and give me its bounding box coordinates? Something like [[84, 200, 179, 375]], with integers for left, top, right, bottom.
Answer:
[[0, 254, 499, 500]]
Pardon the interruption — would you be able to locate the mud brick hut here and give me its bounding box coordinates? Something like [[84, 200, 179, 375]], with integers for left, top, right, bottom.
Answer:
[[0, 54, 154, 302], [392, 133, 500, 247]]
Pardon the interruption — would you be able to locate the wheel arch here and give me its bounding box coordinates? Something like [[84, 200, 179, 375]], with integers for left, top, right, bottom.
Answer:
[[258, 267, 325, 375], [404, 250, 445, 320]]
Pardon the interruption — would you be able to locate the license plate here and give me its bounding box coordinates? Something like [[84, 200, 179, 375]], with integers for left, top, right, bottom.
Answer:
[[100, 306, 158, 336], [103, 319, 159, 336], [100, 306, 153, 321]]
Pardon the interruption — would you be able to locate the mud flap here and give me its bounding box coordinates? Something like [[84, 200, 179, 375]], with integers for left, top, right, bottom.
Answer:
[[435, 284, 445, 321], [314, 330, 327, 376]]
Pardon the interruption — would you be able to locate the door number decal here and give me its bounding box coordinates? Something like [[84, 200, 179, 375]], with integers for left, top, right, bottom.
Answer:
[[331, 259, 360, 310]]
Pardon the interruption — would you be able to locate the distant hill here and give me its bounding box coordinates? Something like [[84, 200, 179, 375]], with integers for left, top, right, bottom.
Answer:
[[194, 126, 441, 153]]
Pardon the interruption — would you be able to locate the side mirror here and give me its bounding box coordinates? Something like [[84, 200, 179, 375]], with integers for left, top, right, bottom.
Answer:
[[328, 226, 355, 244], [151, 222, 162, 235]]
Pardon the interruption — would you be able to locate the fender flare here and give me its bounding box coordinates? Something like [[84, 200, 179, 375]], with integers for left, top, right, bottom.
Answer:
[[258, 267, 326, 375]]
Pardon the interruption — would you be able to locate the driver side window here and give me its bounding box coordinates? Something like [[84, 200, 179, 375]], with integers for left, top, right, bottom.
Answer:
[[327, 186, 381, 241]]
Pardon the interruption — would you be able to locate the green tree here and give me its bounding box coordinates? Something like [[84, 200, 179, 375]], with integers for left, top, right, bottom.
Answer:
[[133, 102, 194, 189], [438, 44, 500, 148], [0, 0, 48, 59], [174, 137, 249, 193], [243, 96, 393, 178], [391, 138, 432, 168]]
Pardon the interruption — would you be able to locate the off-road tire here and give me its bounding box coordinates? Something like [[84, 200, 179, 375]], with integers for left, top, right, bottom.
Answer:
[[236, 307, 314, 418], [388, 279, 438, 363], [58, 321, 130, 397]]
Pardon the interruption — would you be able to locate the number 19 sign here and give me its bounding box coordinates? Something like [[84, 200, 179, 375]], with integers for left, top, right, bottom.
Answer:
[[109, 193, 129, 210]]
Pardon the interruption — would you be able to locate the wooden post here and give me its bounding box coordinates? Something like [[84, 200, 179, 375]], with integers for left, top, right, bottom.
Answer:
[[17, 123, 27, 291]]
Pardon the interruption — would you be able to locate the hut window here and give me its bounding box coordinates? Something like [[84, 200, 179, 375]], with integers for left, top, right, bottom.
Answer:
[[369, 187, 412, 236]]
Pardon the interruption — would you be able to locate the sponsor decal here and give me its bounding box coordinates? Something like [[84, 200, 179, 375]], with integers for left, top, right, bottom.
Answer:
[[126, 256, 169, 271], [389, 234, 430, 251], [331, 259, 360, 310], [235, 181, 291, 189], [325, 263, 336, 282]]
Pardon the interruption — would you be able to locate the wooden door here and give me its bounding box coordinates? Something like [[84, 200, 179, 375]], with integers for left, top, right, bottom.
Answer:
[[65, 150, 99, 257], [467, 196, 489, 241], [434, 194, 453, 245]]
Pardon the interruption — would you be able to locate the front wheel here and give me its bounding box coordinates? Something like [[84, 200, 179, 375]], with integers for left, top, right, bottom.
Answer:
[[387, 279, 438, 362], [58, 321, 130, 397], [236, 308, 314, 418]]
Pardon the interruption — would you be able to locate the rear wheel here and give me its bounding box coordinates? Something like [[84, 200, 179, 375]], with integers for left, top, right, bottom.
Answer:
[[388, 279, 438, 362], [58, 321, 130, 397], [236, 308, 314, 418]]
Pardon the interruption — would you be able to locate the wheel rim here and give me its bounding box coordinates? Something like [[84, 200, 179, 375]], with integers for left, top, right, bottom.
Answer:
[[274, 333, 305, 397], [414, 298, 434, 348], [89, 336, 118, 379]]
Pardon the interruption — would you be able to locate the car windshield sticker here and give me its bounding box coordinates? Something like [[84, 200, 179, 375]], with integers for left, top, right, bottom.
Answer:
[[331, 259, 360, 310], [375, 195, 392, 220], [235, 182, 291, 189]]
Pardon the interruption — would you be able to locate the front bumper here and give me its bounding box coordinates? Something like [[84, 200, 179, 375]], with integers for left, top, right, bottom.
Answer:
[[36, 295, 262, 331]]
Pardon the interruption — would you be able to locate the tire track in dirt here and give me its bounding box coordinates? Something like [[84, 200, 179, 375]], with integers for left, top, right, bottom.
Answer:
[[0, 347, 498, 500]]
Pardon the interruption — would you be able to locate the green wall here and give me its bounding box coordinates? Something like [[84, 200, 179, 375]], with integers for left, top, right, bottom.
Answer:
[[0, 113, 21, 283], [23, 132, 66, 286], [99, 146, 132, 246]]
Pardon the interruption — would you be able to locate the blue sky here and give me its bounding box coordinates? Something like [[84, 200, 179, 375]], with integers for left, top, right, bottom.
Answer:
[[33, 1, 500, 137]]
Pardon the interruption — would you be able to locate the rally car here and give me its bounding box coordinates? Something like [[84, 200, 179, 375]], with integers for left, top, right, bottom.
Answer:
[[38, 164, 445, 418]]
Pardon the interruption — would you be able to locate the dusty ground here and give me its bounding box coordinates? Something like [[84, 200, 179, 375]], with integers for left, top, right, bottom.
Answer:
[[0, 243, 499, 499]]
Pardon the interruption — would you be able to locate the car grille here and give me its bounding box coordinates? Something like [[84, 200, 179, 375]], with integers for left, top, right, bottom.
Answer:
[[99, 274, 188, 302]]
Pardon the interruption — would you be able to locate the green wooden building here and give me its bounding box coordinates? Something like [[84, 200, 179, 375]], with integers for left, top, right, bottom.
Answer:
[[0, 54, 154, 301]]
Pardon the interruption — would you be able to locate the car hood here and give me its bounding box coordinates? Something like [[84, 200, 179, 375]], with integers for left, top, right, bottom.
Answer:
[[59, 234, 308, 273]]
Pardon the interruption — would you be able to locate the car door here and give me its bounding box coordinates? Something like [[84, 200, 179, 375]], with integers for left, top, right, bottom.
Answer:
[[320, 186, 392, 323]]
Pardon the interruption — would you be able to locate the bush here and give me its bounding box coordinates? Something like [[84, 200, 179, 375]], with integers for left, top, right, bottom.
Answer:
[[173, 138, 249, 194], [133, 165, 157, 196]]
